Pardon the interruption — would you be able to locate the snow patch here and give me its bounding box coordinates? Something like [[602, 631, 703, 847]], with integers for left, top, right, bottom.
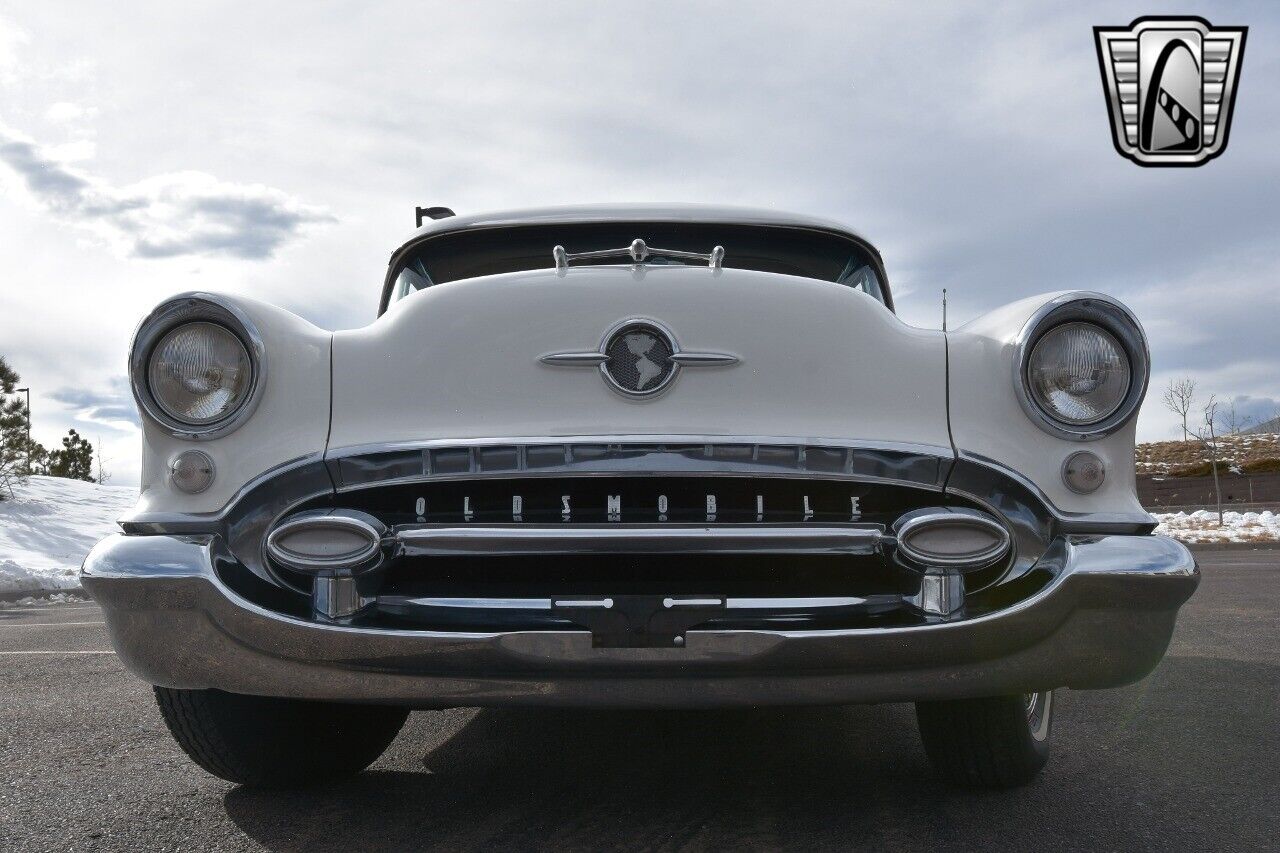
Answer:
[[0, 592, 91, 609], [0, 476, 137, 594], [1152, 509, 1280, 543]]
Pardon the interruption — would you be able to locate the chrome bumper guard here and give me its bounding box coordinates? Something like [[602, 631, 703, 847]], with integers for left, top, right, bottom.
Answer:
[[82, 533, 1197, 709]]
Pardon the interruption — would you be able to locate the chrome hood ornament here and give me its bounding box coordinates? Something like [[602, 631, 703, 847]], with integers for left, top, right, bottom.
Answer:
[[540, 318, 738, 398], [552, 238, 725, 272]]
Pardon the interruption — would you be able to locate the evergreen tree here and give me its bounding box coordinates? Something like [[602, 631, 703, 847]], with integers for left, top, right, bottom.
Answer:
[[48, 428, 95, 482], [27, 443, 51, 476], [0, 356, 32, 497]]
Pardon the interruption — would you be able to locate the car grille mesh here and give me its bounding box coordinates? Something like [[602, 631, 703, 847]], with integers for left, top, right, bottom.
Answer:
[[603, 324, 675, 393]]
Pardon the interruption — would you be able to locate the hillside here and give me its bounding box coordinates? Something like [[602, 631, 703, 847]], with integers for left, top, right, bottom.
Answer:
[[1136, 432, 1280, 476], [1245, 415, 1280, 435]]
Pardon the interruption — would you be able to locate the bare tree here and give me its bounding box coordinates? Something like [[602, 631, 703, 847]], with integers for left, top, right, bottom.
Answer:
[[1194, 396, 1224, 526], [1217, 399, 1252, 435], [94, 436, 112, 486], [1162, 377, 1197, 441]]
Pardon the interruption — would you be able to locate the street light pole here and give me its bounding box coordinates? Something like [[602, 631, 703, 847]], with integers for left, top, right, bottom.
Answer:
[[15, 387, 30, 473]]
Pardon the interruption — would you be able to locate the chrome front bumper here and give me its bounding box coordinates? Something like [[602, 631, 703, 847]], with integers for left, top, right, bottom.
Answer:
[[81, 533, 1197, 709]]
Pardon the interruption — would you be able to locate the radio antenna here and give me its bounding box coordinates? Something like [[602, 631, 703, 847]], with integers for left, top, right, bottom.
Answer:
[[942, 289, 948, 332]]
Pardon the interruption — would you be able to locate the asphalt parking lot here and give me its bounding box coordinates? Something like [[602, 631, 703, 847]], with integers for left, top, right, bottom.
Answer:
[[2, 549, 1276, 852]]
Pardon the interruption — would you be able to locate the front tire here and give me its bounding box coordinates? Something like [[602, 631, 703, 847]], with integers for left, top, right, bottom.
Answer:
[[915, 691, 1053, 788], [154, 687, 409, 788]]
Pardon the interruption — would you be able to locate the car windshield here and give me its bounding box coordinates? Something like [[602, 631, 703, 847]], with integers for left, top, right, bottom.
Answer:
[[387, 222, 887, 308]]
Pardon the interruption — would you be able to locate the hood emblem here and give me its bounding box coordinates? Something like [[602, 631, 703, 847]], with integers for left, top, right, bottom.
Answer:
[[540, 318, 738, 398]]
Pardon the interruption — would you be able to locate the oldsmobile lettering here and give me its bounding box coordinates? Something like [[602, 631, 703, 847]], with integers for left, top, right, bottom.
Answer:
[[403, 489, 873, 523], [84, 204, 1198, 791]]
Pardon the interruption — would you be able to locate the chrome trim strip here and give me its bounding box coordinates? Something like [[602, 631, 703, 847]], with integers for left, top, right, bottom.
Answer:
[[554, 598, 615, 609], [668, 352, 739, 366], [394, 597, 554, 610], [327, 437, 952, 492], [538, 352, 609, 366], [1011, 292, 1151, 442], [327, 435, 954, 459], [724, 596, 867, 609], [386, 595, 871, 613], [394, 523, 885, 557], [128, 292, 268, 441]]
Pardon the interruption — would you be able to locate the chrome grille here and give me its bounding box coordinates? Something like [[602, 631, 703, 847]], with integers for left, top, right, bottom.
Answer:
[[329, 440, 948, 491]]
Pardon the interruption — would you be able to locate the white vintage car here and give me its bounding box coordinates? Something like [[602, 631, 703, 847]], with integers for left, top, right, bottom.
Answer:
[[84, 204, 1197, 789]]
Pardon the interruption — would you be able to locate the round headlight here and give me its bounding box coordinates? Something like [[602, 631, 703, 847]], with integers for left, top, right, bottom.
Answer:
[[1026, 322, 1131, 426], [147, 322, 253, 425], [1014, 294, 1149, 441], [131, 294, 266, 439]]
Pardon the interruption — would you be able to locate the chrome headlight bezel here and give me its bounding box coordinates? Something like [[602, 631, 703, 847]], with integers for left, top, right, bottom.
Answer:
[[1013, 293, 1149, 441], [129, 293, 267, 440]]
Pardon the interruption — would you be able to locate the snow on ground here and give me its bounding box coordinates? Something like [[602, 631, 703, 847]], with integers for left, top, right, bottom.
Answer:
[[0, 476, 138, 594], [1153, 509, 1280, 544], [0, 592, 91, 609]]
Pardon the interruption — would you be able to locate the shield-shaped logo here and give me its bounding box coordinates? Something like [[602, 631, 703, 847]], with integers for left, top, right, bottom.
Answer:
[[1094, 17, 1247, 166]]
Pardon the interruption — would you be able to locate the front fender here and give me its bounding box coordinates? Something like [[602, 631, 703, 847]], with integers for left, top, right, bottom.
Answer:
[[129, 293, 332, 518], [947, 291, 1149, 519]]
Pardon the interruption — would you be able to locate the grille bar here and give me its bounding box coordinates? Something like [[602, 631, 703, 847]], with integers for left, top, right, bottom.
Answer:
[[395, 523, 886, 557], [331, 440, 947, 490]]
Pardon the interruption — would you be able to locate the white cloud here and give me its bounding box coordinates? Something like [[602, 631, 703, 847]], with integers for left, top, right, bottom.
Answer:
[[44, 101, 95, 123], [0, 14, 27, 73], [0, 123, 335, 259], [41, 138, 95, 162]]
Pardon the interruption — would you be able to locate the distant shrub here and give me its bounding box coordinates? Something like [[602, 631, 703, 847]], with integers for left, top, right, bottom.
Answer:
[[1165, 458, 1280, 477], [1168, 461, 1216, 477]]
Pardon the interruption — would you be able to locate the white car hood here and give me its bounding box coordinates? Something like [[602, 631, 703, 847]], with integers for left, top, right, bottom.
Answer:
[[328, 266, 949, 453]]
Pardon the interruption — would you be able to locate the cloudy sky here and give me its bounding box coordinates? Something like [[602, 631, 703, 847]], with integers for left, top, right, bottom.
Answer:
[[1, 1, 1277, 487]]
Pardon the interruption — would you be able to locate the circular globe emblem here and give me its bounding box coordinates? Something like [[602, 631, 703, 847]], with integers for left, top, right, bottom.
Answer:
[[602, 321, 676, 396]]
